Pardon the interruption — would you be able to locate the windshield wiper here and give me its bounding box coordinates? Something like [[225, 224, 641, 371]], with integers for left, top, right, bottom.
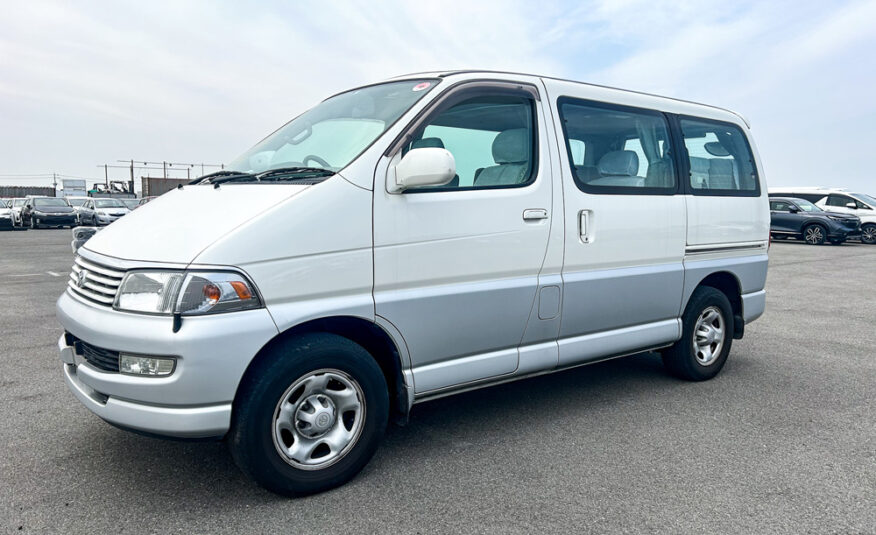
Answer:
[[191, 170, 257, 185], [256, 167, 335, 182]]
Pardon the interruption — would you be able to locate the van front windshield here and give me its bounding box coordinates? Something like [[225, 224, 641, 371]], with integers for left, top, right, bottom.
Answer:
[[225, 79, 438, 177]]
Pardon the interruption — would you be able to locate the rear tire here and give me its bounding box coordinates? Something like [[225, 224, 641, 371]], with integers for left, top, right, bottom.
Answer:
[[229, 333, 388, 496], [662, 286, 733, 381], [803, 224, 826, 245], [862, 224, 876, 245]]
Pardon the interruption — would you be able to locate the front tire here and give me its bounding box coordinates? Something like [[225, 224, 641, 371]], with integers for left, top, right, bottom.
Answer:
[[862, 224, 876, 245], [803, 224, 826, 245], [662, 286, 733, 381], [230, 333, 389, 496]]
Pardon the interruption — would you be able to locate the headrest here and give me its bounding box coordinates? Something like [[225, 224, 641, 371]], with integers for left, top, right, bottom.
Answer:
[[492, 128, 530, 163], [597, 150, 639, 176], [411, 137, 445, 150], [704, 141, 730, 157]]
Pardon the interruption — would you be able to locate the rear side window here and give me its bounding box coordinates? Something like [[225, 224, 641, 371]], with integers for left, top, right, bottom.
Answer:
[[826, 194, 870, 209], [558, 98, 677, 195], [770, 200, 791, 211], [681, 117, 759, 196]]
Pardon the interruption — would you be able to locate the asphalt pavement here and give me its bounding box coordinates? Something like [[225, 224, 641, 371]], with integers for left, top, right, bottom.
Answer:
[[1, 229, 873, 534]]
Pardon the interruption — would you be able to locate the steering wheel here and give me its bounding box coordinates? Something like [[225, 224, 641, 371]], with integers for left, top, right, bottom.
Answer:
[[303, 154, 331, 168]]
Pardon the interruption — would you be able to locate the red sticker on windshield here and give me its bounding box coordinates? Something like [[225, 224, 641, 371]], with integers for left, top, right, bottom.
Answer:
[[412, 82, 431, 92]]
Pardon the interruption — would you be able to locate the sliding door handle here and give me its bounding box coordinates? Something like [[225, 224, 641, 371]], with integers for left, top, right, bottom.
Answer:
[[579, 209, 593, 243], [523, 209, 548, 221]]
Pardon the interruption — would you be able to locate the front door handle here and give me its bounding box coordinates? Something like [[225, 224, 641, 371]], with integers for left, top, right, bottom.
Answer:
[[523, 209, 548, 221]]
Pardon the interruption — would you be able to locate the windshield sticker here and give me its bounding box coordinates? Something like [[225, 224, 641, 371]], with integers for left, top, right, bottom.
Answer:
[[412, 82, 431, 92]]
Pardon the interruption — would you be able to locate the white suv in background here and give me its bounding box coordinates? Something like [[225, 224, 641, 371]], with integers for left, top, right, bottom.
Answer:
[[768, 187, 876, 244]]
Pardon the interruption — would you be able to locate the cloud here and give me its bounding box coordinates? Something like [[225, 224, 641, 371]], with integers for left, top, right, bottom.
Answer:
[[0, 0, 874, 191]]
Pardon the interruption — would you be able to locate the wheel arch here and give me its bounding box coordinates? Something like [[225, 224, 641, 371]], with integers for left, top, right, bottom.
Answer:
[[234, 315, 411, 425], [685, 271, 744, 339]]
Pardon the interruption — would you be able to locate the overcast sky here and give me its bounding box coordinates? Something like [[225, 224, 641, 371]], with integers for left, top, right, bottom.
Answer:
[[1, 0, 875, 191]]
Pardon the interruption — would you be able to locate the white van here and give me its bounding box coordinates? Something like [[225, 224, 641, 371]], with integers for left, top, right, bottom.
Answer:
[[56, 71, 769, 495], [767, 187, 876, 244]]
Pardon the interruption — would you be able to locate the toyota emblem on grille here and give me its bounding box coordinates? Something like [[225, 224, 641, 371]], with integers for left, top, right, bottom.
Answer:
[[77, 269, 88, 288]]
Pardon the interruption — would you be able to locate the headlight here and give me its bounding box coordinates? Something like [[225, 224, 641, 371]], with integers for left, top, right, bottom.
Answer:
[[826, 215, 846, 221], [114, 270, 261, 315]]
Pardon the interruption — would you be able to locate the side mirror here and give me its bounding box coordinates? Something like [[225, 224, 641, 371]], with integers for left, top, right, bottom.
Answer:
[[389, 148, 455, 192], [846, 202, 858, 209], [788, 206, 799, 213]]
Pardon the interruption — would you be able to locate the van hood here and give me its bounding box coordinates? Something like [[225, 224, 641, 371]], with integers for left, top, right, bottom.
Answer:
[[83, 184, 310, 264]]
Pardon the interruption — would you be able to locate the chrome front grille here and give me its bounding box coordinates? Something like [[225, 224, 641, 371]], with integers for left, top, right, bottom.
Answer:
[[68, 255, 125, 306]]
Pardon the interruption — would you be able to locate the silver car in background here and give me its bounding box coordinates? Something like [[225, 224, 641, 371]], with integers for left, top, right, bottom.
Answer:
[[77, 198, 131, 226], [65, 196, 91, 225], [9, 198, 27, 227]]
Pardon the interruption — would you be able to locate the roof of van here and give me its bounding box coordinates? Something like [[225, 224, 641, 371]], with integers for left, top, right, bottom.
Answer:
[[387, 70, 750, 127]]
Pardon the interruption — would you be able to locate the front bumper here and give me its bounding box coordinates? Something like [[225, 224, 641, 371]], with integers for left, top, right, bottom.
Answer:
[[56, 290, 279, 438], [95, 214, 125, 225], [34, 214, 77, 226], [828, 229, 861, 240], [0, 217, 12, 229], [62, 353, 231, 439]]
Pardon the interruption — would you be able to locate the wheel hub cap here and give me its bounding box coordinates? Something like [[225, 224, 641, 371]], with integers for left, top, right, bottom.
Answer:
[[272, 369, 366, 470], [296, 394, 337, 437], [692, 306, 725, 366]]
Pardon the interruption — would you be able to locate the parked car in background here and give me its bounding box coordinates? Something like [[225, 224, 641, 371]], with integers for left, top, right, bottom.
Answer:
[[65, 196, 90, 224], [77, 198, 130, 226], [21, 197, 77, 228], [9, 198, 27, 228], [768, 187, 876, 244], [136, 196, 157, 208], [121, 198, 140, 210], [769, 197, 861, 245], [0, 199, 13, 230]]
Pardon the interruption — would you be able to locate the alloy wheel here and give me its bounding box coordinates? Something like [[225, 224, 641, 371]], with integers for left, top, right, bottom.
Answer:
[[805, 226, 824, 245]]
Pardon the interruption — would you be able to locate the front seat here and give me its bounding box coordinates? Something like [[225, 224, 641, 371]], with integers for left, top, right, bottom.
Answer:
[[411, 137, 458, 188], [473, 128, 531, 186]]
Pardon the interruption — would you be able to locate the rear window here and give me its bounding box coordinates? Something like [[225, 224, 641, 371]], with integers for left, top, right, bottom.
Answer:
[[681, 117, 759, 196]]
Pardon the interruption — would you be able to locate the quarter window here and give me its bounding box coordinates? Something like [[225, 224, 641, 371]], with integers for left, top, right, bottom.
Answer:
[[404, 94, 536, 190], [826, 194, 863, 208], [558, 98, 677, 194], [680, 118, 759, 195]]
